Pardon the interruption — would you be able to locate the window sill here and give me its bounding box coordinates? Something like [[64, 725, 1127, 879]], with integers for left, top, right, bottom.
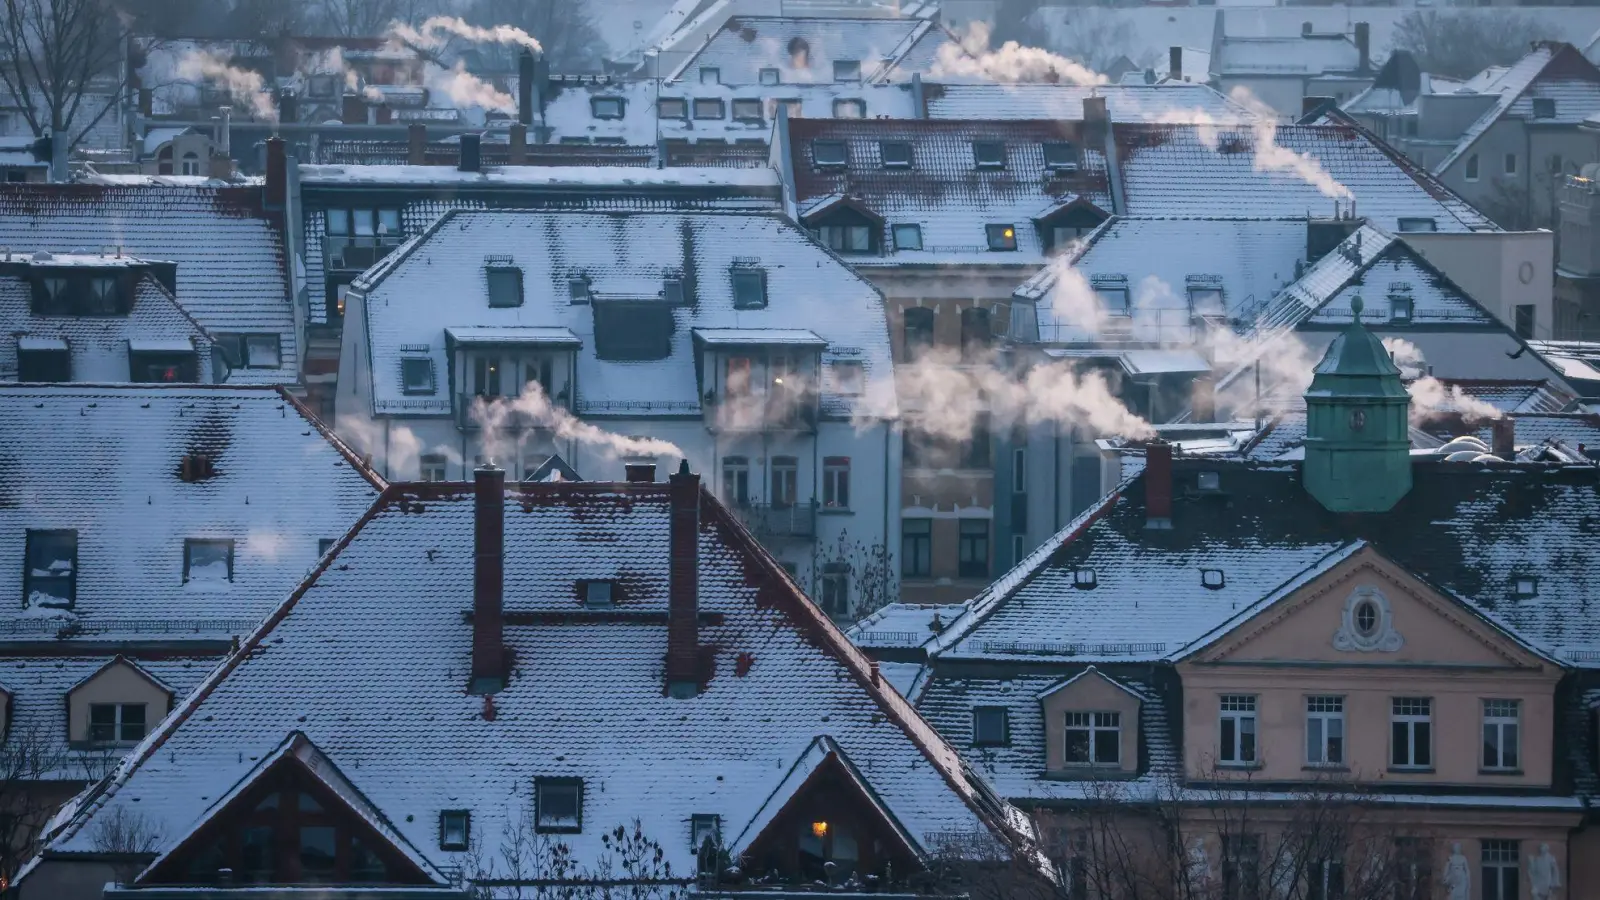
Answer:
[[1479, 768, 1525, 776], [817, 507, 855, 516], [1388, 766, 1435, 774], [1214, 762, 1262, 771], [534, 824, 583, 835], [1303, 764, 1350, 772]]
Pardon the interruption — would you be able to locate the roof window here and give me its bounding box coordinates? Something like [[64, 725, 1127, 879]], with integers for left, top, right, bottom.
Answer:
[[732, 98, 763, 121], [1092, 275, 1131, 316], [832, 98, 865, 119], [731, 268, 767, 309], [184, 538, 235, 584], [581, 580, 615, 608], [759, 68, 780, 86], [691, 814, 721, 853], [657, 98, 687, 120], [663, 277, 687, 306], [593, 301, 673, 361], [487, 265, 524, 308], [699, 66, 720, 85], [812, 139, 847, 168], [568, 275, 590, 304], [693, 98, 725, 120], [879, 141, 912, 169], [1531, 97, 1556, 119], [986, 224, 1018, 252], [401, 357, 436, 395], [23, 529, 76, 609], [972, 706, 1009, 747], [892, 223, 922, 251], [1201, 568, 1226, 590], [1073, 567, 1097, 590], [1388, 293, 1413, 324], [439, 811, 470, 851], [833, 59, 861, 83], [832, 360, 864, 394], [1042, 141, 1079, 172], [535, 777, 583, 833], [1397, 217, 1437, 233], [1513, 575, 1538, 598], [1188, 286, 1225, 318], [590, 96, 624, 119], [178, 453, 216, 482], [215, 333, 283, 370], [972, 141, 1006, 169]]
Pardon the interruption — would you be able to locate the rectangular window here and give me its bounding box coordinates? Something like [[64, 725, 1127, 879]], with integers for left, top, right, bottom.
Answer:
[[184, 538, 235, 584], [1531, 97, 1556, 118], [822, 457, 850, 509], [972, 706, 1009, 747], [17, 349, 70, 382], [1466, 153, 1480, 181], [23, 529, 77, 608], [958, 519, 989, 579], [326, 208, 351, 235], [487, 267, 523, 308], [581, 580, 614, 608], [819, 563, 849, 618], [1042, 141, 1079, 171], [657, 98, 687, 119], [590, 97, 624, 119], [1392, 697, 1432, 769], [892, 223, 922, 250], [1306, 695, 1345, 765], [721, 456, 749, 506], [731, 98, 763, 121], [1306, 860, 1343, 900], [833, 59, 860, 83], [88, 703, 147, 745], [816, 224, 871, 253], [832, 360, 864, 394], [1063, 711, 1119, 765], [534, 778, 583, 833], [902, 518, 932, 577], [593, 302, 673, 361], [1483, 699, 1521, 770], [1514, 304, 1535, 339], [832, 98, 866, 118], [691, 814, 720, 853], [880, 141, 912, 168], [239, 334, 281, 369], [663, 278, 686, 306], [964, 414, 992, 469], [473, 356, 503, 397], [1012, 446, 1027, 493], [770, 456, 798, 508], [986, 224, 1018, 251], [1096, 285, 1131, 315], [1188, 287, 1226, 317], [1504, 153, 1518, 176], [731, 269, 767, 309], [759, 68, 780, 85], [903, 307, 934, 360], [699, 66, 720, 84], [961, 307, 993, 360], [401, 357, 435, 395], [1482, 840, 1518, 900], [420, 453, 447, 482], [1222, 835, 1261, 900], [1389, 295, 1413, 323], [439, 811, 470, 851], [972, 141, 1005, 169], [1398, 217, 1437, 233], [724, 356, 752, 400], [692, 98, 725, 120], [1219, 694, 1258, 765]]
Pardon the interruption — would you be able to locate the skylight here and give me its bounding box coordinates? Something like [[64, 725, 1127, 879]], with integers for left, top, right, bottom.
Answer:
[[972, 141, 1005, 169], [1042, 141, 1079, 171], [879, 141, 912, 169], [813, 140, 848, 168]]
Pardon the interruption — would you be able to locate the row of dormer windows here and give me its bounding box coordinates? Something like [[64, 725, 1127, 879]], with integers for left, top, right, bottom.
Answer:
[[811, 138, 1082, 172]]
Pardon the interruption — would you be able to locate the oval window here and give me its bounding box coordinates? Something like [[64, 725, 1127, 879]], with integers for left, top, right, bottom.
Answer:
[[1349, 409, 1366, 431], [1355, 600, 1378, 635]]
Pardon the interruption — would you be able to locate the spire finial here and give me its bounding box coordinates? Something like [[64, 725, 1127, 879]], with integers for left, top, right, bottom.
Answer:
[[1351, 295, 1364, 320]]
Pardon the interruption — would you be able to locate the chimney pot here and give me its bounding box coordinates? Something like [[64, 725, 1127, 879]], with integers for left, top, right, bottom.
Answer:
[[1492, 417, 1515, 460], [264, 137, 286, 210], [625, 462, 656, 483], [470, 464, 507, 694], [666, 461, 701, 698], [1145, 441, 1174, 530], [458, 132, 482, 173]]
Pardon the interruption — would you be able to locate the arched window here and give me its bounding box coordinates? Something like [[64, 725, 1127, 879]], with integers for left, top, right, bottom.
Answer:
[[157, 144, 173, 175], [181, 151, 201, 176]]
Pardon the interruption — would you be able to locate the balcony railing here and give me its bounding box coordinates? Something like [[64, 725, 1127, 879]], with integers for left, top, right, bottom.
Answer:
[[326, 235, 404, 271], [457, 393, 559, 431], [730, 501, 818, 540]]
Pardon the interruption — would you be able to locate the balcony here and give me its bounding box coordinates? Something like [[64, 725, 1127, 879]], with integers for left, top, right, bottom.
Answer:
[[326, 235, 404, 272], [703, 390, 819, 434], [456, 393, 559, 432], [731, 501, 818, 540]]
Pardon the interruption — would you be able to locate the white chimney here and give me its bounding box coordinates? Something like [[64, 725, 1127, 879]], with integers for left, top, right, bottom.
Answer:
[[218, 106, 232, 156]]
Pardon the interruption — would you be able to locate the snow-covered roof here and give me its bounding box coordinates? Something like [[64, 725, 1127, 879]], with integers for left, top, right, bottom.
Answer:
[[38, 479, 1028, 875], [1115, 122, 1495, 233], [667, 15, 958, 85], [0, 383, 382, 642], [692, 327, 825, 346], [924, 82, 1256, 123], [1434, 42, 1600, 176], [1213, 32, 1363, 77], [848, 601, 969, 650], [443, 326, 582, 347], [297, 164, 781, 188], [354, 210, 893, 419], [0, 185, 297, 386]]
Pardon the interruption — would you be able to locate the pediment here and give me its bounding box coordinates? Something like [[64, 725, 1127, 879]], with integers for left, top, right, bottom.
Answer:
[[1189, 544, 1548, 670], [68, 656, 174, 701]]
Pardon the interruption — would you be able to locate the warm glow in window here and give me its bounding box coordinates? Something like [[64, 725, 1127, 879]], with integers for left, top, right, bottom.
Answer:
[[811, 821, 828, 838]]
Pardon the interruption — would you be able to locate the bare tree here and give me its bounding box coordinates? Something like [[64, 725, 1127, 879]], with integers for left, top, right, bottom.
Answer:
[[813, 528, 898, 623], [90, 805, 165, 884], [0, 0, 133, 166], [0, 722, 112, 883], [1046, 8, 1155, 76], [1390, 11, 1554, 80], [315, 0, 441, 38]]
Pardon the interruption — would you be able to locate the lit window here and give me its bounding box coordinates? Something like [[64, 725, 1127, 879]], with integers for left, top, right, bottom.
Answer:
[[1482, 699, 1520, 770], [731, 268, 767, 309], [184, 539, 235, 584], [1219, 694, 1257, 765], [879, 140, 912, 168], [420, 453, 447, 482], [88, 703, 147, 745], [1073, 567, 1097, 589], [590, 97, 624, 119], [401, 357, 435, 395], [699, 67, 720, 85], [812, 140, 847, 167], [657, 98, 687, 119], [439, 811, 470, 851], [986, 224, 1018, 251], [1306, 696, 1345, 765], [581, 580, 614, 608], [833, 60, 860, 83], [23, 529, 76, 608], [1063, 711, 1120, 765], [891, 223, 922, 250], [731, 98, 763, 121], [692, 98, 725, 120], [1201, 568, 1225, 589], [1391, 697, 1432, 769], [823, 456, 850, 509], [972, 141, 1005, 169], [832, 98, 865, 119], [1042, 141, 1079, 171], [972, 706, 1009, 746], [759, 68, 780, 86], [534, 778, 582, 832], [486, 266, 523, 308]]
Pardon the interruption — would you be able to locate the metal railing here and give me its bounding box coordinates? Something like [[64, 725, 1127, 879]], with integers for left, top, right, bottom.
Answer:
[[731, 501, 818, 540]]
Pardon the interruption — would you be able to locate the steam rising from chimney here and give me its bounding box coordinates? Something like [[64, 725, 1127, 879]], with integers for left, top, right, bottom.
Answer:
[[177, 51, 278, 123], [471, 387, 683, 465], [931, 21, 1107, 86], [389, 16, 543, 53]]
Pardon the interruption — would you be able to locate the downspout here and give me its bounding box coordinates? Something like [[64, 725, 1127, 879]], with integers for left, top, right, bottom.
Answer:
[[883, 418, 892, 604], [1102, 124, 1126, 216], [1054, 418, 1063, 532], [284, 151, 307, 394]]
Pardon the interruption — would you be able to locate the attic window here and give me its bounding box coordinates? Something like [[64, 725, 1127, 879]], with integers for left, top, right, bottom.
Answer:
[[973, 141, 1006, 169], [1397, 217, 1437, 233], [812, 140, 847, 168], [892, 223, 922, 250], [1201, 568, 1226, 590], [986, 224, 1018, 252], [972, 706, 1010, 747], [439, 811, 470, 851], [487, 266, 524, 308], [568, 276, 590, 304], [691, 814, 721, 853], [833, 60, 861, 83], [663, 277, 687, 306], [879, 141, 912, 168], [1042, 141, 1079, 171], [581, 580, 615, 608], [1531, 97, 1556, 119], [535, 777, 583, 833], [402, 357, 436, 395], [732, 98, 763, 121], [215, 334, 283, 370], [832, 99, 866, 119], [732, 268, 767, 309], [23, 529, 76, 609], [1513, 575, 1538, 598], [184, 538, 235, 584], [693, 98, 725, 120], [1073, 567, 1097, 590], [593, 301, 673, 361], [1196, 471, 1220, 492], [1092, 277, 1131, 315], [657, 98, 687, 120], [1388, 295, 1413, 323], [699, 66, 721, 85], [1188, 287, 1225, 318], [759, 68, 780, 85], [590, 97, 624, 119], [179, 453, 217, 482]]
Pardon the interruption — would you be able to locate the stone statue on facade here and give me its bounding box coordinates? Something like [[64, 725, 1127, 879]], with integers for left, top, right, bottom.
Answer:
[[1529, 842, 1561, 899], [1184, 837, 1210, 891], [1444, 843, 1471, 900]]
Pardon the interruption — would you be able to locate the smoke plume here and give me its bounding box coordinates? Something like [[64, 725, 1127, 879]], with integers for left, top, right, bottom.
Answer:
[[1228, 87, 1352, 200], [1407, 377, 1502, 426], [176, 50, 277, 122], [390, 16, 542, 53], [931, 21, 1107, 86], [471, 387, 683, 465], [423, 61, 514, 112]]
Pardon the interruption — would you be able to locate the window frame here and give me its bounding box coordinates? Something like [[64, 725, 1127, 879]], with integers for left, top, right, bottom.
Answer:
[[401, 357, 436, 395], [1391, 697, 1433, 770], [721, 455, 750, 507], [534, 777, 584, 834], [581, 580, 615, 608], [972, 706, 1010, 747], [17, 347, 71, 382], [818, 562, 849, 618], [1503, 153, 1518, 176], [986, 224, 1018, 252], [698, 66, 720, 85], [657, 98, 688, 120], [812, 139, 848, 168], [1481, 839, 1519, 900], [692, 98, 726, 120], [822, 456, 850, 509], [486, 266, 524, 308], [832, 59, 861, 83], [690, 814, 721, 853], [1389, 294, 1414, 323], [731, 268, 767, 309], [758, 68, 780, 86], [831, 98, 866, 119], [589, 96, 625, 120], [88, 701, 148, 746], [957, 519, 990, 579], [23, 528, 77, 609], [879, 140, 912, 169], [1514, 305, 1536, 340], [1218, 694, 1258, 766], [1531, 97, 1556, 119], [1062, 710, 1120, 766], [972, 141, 1006, 169], [769, 456, 799, 508], [183, 538, 236, 585], [420, 453, 447, 482], [901, 517, 932, 577], [1482, 699, 1521, 771], [891, 223, 922, 251], [1465, 153, 1480, 182], [1042, 141, 1080, 171], [730, 98, 763, 122], [439, 810, 471, 851], [1397, 217, 1438, 233], [1305, 695, 1346, 766]]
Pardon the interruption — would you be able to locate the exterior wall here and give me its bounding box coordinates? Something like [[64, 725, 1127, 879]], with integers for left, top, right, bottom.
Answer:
[[1402, 230, 1555, 341], [1214, 76, 1304, 120], [15, 857, 125, 900], [1440, 119, 1599, 230], [67, 662, 172, 746], [1040, 672, 1142, 776], [1572, 823, 1600, 893]]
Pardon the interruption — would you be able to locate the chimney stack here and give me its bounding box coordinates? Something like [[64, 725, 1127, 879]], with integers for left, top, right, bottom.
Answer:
[[218, 106, 232, 156], [1082, 95, 1109, 145], [458, 132, 482, 173], [625, 462, 656, 483], [666, 461, 701, 698], [1144, 441, 1174, 530], [275, 89, 297, 125], [1492, 417, 1516, 460], [408, 123, 427, 166], [1354, 22, 1372, 73], [264, 136, 286, 210], [470, 464, 507, 695], [341, 93, 364, 125], [509, 123, 528, 165], [1168, 46, 1183, 82], [518, 49, 536, 126]]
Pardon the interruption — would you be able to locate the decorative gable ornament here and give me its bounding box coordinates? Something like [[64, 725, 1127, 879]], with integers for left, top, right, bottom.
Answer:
[[1332, 585, 1403, 652]]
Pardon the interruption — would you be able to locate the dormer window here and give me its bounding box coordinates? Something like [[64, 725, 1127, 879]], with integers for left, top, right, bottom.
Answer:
[[693, 98, 725, 120], [663, 277, 687, 306], [23, 529, 76, 608], [833, 60, 861, 83], [581, 580, 615, 608], [1388, 294, 1413, 323], [568, 275, 590, 304], [535, 778, 583, 833], [401, 357, 436, 395], [1531, 97, 1555, 119], [486, 265, 523, 308], [89, 703, 147, 746], [439, 810, 470, 851], [879, 141, 911, 168], [657, 98, 687, 120], [973, 141, 1005, 169], [31, 270, 130, 316], [731, 268, 767, 309], [184, 538, 235, 584], [590, 97, 624, 119], [699, 66, 720, 85], [759, 68, 780, 85], [832, 99, 865, 119], [1073, 567, 1097, 589], [1201, 568, 1226, 589], [732, 99, 763, 121], [1042, 141, 1079, 171], [812, 140, 847, 168], [986, 224, 1018, 251]]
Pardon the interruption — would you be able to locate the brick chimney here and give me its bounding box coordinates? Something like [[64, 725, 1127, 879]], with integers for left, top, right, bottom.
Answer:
[[509, 123, 528, 165], [470, 464, 507, 695], [407, 123, 427, 165], [666, 461, 701, 698], [518, 48, 537, 126], [458, 133, 482, 173], [1083, 95, 1109, 146], [1168, 46, 1183, 82], [264, 136, 286, 211], [1145, 441, 1174, 530], [1492, 417, 1515, 460], [1354, 22, 1371, 73]]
